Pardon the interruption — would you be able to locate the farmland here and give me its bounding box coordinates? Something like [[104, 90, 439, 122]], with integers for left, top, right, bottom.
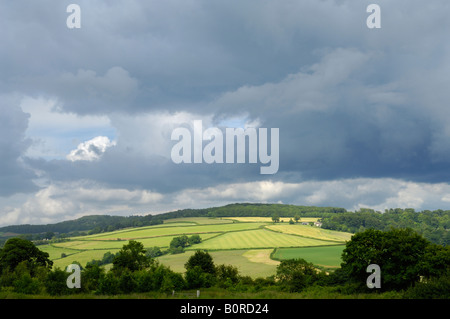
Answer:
[[39, 217, 352, 277], [272, 245, 346, 270]]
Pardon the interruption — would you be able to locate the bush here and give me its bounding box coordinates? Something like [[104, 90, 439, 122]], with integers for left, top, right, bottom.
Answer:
[[97, 272, 120, 295], [168, 246, 184, 254], [168, 271, 186, 291], [276, 259, 322, 292], [13, 273, 42, 295], [185, 266, 216, 289], [81, 264, 105, 293], [44, 268, 72, 296], [216, 264, 239, 288], [134, 270, 155, 292], [160, 271, 186, 293], [146, 246, 164, 258], [188, 235, 202, 245], [119, 269, 137, 294], [403, 275, 450, 299]]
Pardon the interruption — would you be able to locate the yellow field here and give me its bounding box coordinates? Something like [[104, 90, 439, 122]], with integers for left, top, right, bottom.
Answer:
[[191, 229, 334, 250], [242, 249, 280, 266], [157, 249, 279, 278], [74, 222, 265, 241], [266, 224, 352, 242]]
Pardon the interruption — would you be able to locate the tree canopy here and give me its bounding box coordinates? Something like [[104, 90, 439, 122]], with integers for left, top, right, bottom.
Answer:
[[341, 228, 447, 290], [276, 258, 323, 292], [0, 238, 53, 273], [185, 250, 216, 275], [112, 240, 151, 274], [321, 208, 450, 245]]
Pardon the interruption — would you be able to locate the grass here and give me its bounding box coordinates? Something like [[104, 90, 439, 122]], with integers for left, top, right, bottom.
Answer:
[[76, 222, 266, 241], [266, 224, 352, 242], [157, 249, 278, 278], [272, 245, 346, 269], [40, 216, 352, 278], [0, 286, 404, 299], [38, 244, 81, 260], [242, 249, 280, 266], [191, 229, 336, 250]]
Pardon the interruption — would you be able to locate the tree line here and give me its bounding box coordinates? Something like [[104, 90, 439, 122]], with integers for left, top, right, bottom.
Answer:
[[321, 208, 450, 245], [0, 227, 449, 298], [0, 214, 164, 238]]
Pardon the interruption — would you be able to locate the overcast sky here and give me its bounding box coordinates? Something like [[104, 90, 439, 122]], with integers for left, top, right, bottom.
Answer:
[[1, 0, 450, 226]]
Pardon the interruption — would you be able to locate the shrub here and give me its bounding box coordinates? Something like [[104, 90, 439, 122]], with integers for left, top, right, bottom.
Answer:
[[44, 268, 72, 296], [81, 264, 104, 293], [97, 272, 120, 295], [276, 258, 322, 292], [13, 273, 42, 295], [403, 275, 450, 299]]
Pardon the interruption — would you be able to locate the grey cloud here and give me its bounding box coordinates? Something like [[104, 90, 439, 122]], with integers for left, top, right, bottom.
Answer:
[[0, 95, 39, 196], [2, 0, 450, 224], [0, 1, 372, 114], [52, 67, 139, 115]]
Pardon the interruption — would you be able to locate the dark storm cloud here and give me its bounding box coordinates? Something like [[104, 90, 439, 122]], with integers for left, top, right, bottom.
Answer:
[[25, 148, 268, 194], [0, 0, 369, 114], [1, 0, 450, 215]]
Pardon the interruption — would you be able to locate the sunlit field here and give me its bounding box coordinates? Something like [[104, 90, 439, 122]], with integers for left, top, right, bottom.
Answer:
[[39, 216, 351, 277]]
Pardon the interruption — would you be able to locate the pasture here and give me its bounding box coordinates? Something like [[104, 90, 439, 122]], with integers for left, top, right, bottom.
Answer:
[[266, 224, 353, 242], [190, 229, 336, 250], [39, 216, 351, 277], [272, 245, 346, 270]]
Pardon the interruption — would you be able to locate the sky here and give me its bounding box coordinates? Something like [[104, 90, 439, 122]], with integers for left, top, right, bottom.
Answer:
[[1, 0, 450, 226]]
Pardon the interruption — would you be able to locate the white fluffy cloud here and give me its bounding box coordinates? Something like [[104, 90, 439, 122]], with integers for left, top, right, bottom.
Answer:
[[66, 136, 116, 162], [171, 178, 450, 214], [20, 96, 115, 160], [0, 182, 164, 226], [3, 177, 450, 226]]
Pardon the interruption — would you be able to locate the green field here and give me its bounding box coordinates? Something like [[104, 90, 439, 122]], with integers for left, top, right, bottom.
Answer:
[[191, 229, 337, 250], [75, 222, 266, 241], [272, 245, 346, 269], [39, 216, 351, 277]]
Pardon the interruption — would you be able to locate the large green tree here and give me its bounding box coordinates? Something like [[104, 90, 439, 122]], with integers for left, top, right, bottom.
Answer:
[[341, 228, 431, 290], [0, 238, 53, 273], [112, 240, 151, 274], [185, 250, 216, 275]]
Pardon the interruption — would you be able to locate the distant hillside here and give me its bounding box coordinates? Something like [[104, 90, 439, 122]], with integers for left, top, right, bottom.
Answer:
[[0, 203, 448, 246], [166, 203, 347, 219], [0, 214, 163, 238], [0, 203, 346, 238]]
